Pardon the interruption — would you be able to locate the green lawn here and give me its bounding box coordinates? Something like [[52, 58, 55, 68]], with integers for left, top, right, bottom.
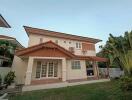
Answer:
[[9, 80, 132, 100]]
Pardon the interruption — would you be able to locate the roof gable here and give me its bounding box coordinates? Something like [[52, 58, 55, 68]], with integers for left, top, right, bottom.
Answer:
[[16, 41, 108, 62], [16, 41, 75, 58]]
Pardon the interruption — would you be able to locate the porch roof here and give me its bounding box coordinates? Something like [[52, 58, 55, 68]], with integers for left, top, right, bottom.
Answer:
[[16, 41, 108, 62], [76, 56, 108, 62], [16, 41, 75, 59]]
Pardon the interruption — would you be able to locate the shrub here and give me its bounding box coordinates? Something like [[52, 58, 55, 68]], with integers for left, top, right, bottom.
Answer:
[[4, 71, 16, 86], [119, 76, 132, 91]]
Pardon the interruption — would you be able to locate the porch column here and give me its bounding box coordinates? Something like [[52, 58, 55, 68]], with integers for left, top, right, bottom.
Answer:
[[106, 62, 110, 78], [62, 58, 67, 82], [93, 61, 99, 79], [25, 57, 34, 85]]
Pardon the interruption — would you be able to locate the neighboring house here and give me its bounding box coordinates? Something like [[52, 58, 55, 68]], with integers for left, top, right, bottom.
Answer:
[[0, 35, 23, 80], [0, 14, 11, 28], [12, 26, 108, 85]]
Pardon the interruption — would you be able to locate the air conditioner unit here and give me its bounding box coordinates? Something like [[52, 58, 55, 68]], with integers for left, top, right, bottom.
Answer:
[[69, 47, 75, 53]]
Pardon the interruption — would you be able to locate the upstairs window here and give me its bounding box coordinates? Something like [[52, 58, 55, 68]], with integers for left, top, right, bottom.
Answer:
[[39, 38, 43, 43], [76, 42, 81, 49], [71, 60, 81, 69]]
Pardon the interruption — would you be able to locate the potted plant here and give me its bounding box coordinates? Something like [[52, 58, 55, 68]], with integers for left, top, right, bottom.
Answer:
[[4, 71, 16, 88]]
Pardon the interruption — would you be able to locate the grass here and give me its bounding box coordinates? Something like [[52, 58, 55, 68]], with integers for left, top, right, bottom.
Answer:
[[9, 80, 132, 100]]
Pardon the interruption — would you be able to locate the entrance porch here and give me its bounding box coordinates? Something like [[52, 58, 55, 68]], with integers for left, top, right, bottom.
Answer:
[[25, 57, 67, 85]]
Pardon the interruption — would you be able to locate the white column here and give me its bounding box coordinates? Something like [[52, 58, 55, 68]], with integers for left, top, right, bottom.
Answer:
[[25, 57, 34, 85], [93, 61, 99, 79], [62, 58, 67, 82]]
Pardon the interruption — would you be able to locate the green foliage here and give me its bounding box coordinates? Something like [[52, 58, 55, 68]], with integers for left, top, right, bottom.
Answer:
[[0, 40, 16, 56], [119, 76, 132, 91], [98, 31, 132, 75], [0, 40, 17, 67], [4, 71, 16, 86], [9, 81, 132, 100]]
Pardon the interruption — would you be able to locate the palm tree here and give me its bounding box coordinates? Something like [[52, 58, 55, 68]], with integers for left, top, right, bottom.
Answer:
[[98, 31, 132, 75]]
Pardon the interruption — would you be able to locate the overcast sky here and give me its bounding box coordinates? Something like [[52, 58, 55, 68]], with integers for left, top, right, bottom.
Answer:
[[0, 0, 132, 52]]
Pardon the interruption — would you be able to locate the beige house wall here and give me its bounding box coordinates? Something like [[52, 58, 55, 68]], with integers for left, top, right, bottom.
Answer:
[[66, 60, 87, 80], [0, 67, 11, 81], [12, 56, 87, 84], [28, 34, 96, 56], [11, 56, 28, 84]]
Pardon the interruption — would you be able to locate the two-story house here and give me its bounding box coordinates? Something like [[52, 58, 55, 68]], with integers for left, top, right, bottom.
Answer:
[[12, 26, 108, 85]]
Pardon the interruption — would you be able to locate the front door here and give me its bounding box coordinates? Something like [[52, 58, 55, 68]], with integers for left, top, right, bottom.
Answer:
[[36, 61, 58, 79]]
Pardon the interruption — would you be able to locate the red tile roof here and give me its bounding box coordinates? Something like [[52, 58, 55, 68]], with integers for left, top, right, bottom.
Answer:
[[0, 14, 11, 28], [24, 26, 101, 43], [16, 41, 108, 62], [16, 41, 75, 58], [0, 35, 24, 49], [0, 35, 15, 40]]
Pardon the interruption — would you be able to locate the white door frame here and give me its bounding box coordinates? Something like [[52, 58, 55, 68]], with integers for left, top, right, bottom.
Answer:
[[36, 61, 58, 80]]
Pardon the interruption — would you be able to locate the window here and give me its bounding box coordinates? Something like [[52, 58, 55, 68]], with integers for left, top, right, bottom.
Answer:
[[41, 62, 47, 77], [71, 60, 81, 69], [36, 61, 41, 78], [48, 62, 54, 77], [76, 42, 81, 49], [54, 62, 58, 77], [36, 61, 58, 78], [39, 38, 43, 43]]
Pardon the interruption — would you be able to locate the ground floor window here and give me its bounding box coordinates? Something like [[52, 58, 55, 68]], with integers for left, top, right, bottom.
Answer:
[[36, 61, 58, 78], [71, 60, 81, 69]]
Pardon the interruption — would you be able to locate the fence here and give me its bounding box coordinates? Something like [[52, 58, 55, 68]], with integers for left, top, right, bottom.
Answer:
[[99, 68, 124, 78]]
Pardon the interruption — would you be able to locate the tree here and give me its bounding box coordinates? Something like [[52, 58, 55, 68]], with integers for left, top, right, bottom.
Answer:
[[98, 31, 132, 75], [0, 40, 16, 66]]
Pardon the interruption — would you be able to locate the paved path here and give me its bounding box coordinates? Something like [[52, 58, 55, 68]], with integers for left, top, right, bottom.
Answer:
[[23, 79, 110, 92], [0, 93, 8, 100]]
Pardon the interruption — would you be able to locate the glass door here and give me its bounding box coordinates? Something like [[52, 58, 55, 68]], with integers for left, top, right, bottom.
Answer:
[[48, 62, 54, 77], [36, 61, 58, 79], [41, 62, 47, 77]]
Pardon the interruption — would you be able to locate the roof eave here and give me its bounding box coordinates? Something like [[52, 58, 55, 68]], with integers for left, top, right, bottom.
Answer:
[[23, 26, 102, 43], [0, 14, 11, 28]]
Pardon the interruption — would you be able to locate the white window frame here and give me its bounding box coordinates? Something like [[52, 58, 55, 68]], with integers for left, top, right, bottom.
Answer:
[[36, 61, 58, 79], [76, 42, 81, 49], [71, 60, 81, 69]]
